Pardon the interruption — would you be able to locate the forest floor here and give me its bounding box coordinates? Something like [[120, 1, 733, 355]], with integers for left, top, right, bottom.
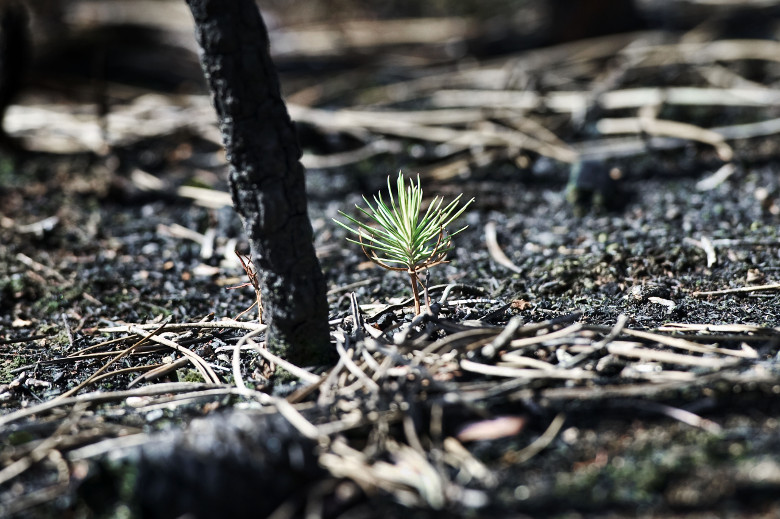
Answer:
[[2, 1, 780, 518]]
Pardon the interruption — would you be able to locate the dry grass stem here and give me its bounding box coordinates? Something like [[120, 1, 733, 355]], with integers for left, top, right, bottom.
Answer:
[[484, 221, 523, 274], [502, 413, 567, 465]]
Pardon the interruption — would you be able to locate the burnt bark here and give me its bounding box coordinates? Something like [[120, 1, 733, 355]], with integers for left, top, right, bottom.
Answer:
[[76, 408, 330, 518], [185, 0, 331, 364]]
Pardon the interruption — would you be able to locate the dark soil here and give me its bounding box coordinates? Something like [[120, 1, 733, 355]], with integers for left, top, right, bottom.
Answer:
[[2, 1, 780, 518]]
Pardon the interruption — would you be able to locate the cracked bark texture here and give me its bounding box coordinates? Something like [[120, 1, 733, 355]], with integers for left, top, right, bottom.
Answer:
[[185, 0, 330, 364]]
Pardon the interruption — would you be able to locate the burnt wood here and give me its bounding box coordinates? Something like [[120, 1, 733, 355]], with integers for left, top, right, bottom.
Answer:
[[185, 0, 331, 364]]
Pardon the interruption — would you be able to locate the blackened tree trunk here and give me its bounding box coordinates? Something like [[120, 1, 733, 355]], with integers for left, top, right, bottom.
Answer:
[[185, 0, 331, 364]]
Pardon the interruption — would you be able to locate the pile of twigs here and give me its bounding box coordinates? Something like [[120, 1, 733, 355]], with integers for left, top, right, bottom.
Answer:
[[2, 282, 778, 515], [10, 28, 780, 189], [286, 34, 780, 181]]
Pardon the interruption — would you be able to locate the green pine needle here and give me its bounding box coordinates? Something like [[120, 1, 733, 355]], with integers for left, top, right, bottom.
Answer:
[[334, 172, 474, 274]]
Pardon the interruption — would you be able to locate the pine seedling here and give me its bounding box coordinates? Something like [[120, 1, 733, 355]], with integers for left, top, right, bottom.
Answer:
[[335, 172, 474, 314]]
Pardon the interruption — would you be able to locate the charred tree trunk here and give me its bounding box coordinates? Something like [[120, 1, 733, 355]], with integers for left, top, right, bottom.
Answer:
[[185, 0, 331, 364]]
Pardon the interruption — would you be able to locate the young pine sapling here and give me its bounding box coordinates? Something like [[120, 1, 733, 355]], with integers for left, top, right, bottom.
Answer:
[[335, 172, 474, 314]]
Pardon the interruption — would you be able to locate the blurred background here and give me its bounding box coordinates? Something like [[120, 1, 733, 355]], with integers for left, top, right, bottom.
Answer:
[[18, 0, 778, 97], [12, 0, 780, 143], [5, 0, 780, 201]]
